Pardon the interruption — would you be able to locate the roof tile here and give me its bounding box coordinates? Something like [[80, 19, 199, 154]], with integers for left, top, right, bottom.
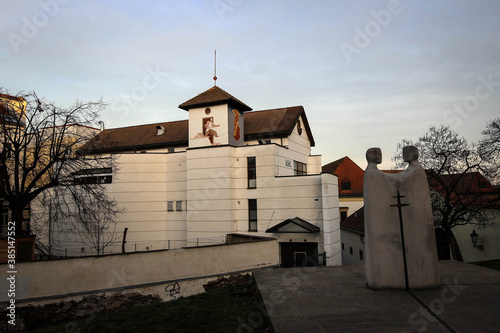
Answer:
[[81, 106, 314, 153], [178, 86, 252, 111]]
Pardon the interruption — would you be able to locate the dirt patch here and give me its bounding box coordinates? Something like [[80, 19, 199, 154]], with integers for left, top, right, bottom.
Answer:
[[0, 292, 161, 332], [202, 273, 253, 291]]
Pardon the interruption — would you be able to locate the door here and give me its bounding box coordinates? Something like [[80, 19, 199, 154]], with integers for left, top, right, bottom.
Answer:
[[280, 242, 318, 267]]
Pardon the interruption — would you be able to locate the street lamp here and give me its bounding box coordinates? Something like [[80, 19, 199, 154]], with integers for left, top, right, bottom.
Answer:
[[470, 230, 478, 248]]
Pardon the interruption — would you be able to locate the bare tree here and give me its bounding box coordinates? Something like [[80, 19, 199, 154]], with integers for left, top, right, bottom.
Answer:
[[33, 180, 120, 256], [393, 125, 500, 261], [479, 117, 500, 184], [0, 89, 120, 256]]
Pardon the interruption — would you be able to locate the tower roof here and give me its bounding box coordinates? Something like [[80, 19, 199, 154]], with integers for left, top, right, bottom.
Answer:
[[178, 86, 252, 112]]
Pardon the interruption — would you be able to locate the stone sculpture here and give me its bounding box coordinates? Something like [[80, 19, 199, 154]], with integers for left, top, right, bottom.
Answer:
[[364, 146, 439, 290]]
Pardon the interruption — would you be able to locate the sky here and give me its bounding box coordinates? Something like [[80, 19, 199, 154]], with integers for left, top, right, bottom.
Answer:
[[1, 0, 499, 169]]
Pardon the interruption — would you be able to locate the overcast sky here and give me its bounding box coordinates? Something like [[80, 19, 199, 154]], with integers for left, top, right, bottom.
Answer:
[[2, 1, 499, 169]]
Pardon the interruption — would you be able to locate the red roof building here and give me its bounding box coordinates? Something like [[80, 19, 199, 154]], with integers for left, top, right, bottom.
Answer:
[[323, 156, 365, 221]]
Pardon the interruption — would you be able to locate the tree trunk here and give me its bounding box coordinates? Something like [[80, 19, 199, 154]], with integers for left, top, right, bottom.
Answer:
[[11, 203, 27, 236], [446, 228, 463, 262]]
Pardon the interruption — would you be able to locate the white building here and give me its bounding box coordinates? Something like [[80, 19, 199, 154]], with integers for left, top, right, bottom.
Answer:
[[46, 86, 342, 266]]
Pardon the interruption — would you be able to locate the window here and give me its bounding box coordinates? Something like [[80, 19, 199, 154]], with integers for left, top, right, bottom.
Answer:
[[167, 201, 174, 212], [293, 161, 307, 176], [247, 157, 256, 188], [176, 201, 183, 211], [349, 246, 353, 255], [340, 208, 348, 221], [341, 243, 345, 251], [359, 250, 364, 261], [248, 199, 257, 231], [340, 211, 348, 221], [341, 180, 351, 191], [74, 168, 112, 184]]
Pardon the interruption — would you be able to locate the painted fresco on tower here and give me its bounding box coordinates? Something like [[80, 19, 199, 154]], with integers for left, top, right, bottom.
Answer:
[[193, 116, 221, 145], [232, 109, 240, 141]]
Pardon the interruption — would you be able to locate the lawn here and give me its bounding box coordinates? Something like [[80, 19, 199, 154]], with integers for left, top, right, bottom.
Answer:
[[29, 277, 271, 333]]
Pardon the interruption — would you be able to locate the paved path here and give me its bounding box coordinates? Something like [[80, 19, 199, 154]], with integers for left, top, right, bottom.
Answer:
[[253, 261, 500, 332]]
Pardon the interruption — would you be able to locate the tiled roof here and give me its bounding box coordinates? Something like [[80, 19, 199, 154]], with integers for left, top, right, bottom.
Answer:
[[340, 207, 364, 234], [178, 86, 252, 112], [322, 158, 344, 174], [428, 172, 496, 194], [428, 172, 499, 207], [80, 106, 314, 153], [266, 217, 320, 233], [323, 156, 364, 196], [0, 93, 25, 102], [80, 120, 189, 153], [244, 106, 315, 146]]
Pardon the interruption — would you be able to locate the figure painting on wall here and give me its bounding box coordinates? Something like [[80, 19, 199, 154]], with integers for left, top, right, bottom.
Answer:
[[232, 109, 240, 141], [203, 117, 220, 145]]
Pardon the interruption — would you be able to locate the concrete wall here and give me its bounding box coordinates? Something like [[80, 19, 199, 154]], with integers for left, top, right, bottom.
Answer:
[[321, 173, 342, 266], [0, 239, 278, 305]]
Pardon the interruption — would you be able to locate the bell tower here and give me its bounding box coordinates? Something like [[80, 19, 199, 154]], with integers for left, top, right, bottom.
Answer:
[[178, 86, 252, 148]]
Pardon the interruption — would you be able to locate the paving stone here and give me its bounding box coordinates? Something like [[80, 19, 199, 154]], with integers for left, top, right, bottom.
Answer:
[[254, 261, 500, 333]]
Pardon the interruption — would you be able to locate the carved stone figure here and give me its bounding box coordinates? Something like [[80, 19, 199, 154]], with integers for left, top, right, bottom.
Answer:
[[363, 146, 439, 290], [364, 148, 406, 289], [396, 146, 440, 289]]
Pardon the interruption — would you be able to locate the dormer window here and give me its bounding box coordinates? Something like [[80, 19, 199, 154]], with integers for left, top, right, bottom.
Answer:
[[156, 125, 165, 136], [341, 179, 351, 191]]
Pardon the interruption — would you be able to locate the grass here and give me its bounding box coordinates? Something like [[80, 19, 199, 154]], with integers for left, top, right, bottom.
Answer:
[[471, 258, 500, 271], [30, 280, 271, 333]]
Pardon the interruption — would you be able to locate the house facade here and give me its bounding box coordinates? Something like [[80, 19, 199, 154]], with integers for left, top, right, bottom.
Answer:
[[0, 93, 36, 262], [339, 206, 365, 265], [1, 94, 27, 235], [323, 156, 365, 222], [45, 86, 341, 266]]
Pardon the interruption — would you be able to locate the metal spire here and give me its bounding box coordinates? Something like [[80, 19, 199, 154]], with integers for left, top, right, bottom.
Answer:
[[213, 49, 217, 86]]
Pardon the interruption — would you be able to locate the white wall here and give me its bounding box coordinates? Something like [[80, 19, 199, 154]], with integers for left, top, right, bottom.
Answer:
[[341, 229, 365, 265], [110, 153, 187, 252], [0, 239, 278, 305], [453, 214, 500, 262], [189, 104, 230, 147], [33, 109, 343, 266], [321, 173, 342, 265], [340, 198, 364, 218]]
